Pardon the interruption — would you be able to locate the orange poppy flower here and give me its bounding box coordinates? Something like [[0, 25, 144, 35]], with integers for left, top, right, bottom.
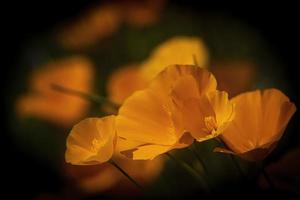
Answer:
[[176, 90, 235, 142], [107, 65, 147, 105], [16, 56, 93, 127], [116, 65, 224, 160], [65, 116, 116, 165], [140, 36, 209, 81], [215, 89, 296, 161], [122, 0, 167, 27], [58, 4, 122, 49], [58, 0, 167, 50], [107, 36, 209, 104], [65, 120, 164, 194]]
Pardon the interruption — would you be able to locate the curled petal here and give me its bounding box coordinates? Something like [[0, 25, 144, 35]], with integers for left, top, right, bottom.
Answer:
[[116, 89, 178, 145], [66, 116, 116, 165]]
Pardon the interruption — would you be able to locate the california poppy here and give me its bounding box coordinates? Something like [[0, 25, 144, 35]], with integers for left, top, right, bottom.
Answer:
[[65, 156, 164, 194], [107, 36, 208, 104], [65, 116, 116, 165], [107, 65, 147, 105], [16, 56, 93, 127], [140, 36, 209, 81], [215, 89, 296, 161], [58, 4, 122, 49], [116, 65, 224, 160]]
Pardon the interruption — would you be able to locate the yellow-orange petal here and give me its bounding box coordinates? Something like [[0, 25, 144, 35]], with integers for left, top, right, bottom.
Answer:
[[66, 116, 116, 165], [207, 90, 235, 133], [116, 89, 178, 146], [152, 65, 217, 100], [221, 89, 296, 161], [121, 144, 171, 160], [177, 90, 234, 142], [107, 65, 147, 105], [140, 37, 209, 81]]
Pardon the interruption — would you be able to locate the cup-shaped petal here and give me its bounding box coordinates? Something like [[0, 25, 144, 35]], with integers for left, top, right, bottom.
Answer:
[[179, 90, 234, 141], [66, 116, 116, 165], [217, 89, 296, 161]]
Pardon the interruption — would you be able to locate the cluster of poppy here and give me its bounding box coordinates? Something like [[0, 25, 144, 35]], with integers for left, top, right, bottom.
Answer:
[[16, 36, 296, 193], [64, 37, 296, 189]]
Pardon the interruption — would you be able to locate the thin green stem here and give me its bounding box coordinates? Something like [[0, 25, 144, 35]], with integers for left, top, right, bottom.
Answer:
[[109, 160, 144, 190], [214, 138, 247, 180], [166, 153, 210, 193], [51, 83, 119, 112], [230, 154, 247, 180], [261, 165, 275, 190], [189, 143, 208, 173]]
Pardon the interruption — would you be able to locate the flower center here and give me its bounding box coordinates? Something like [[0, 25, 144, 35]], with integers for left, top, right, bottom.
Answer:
[[91, 138, 102, 153], [204, 116, 217, 133]]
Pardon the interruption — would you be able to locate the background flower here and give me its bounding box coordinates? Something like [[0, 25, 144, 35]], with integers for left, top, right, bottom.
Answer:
[[16, 56, 94, 127]]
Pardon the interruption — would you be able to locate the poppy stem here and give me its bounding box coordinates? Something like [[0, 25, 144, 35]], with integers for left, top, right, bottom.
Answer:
[[51, 83, 119, 112], [189, 143, 208, 173], [166, 152, 210, 194], [192, 54, 199, 66], [230, 154, 247, 180], [261, 166, 275, 190], [109, 160, 144, 190]]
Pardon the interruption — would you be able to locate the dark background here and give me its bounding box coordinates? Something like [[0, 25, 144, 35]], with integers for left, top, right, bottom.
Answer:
[[3, 0, 299, 199]]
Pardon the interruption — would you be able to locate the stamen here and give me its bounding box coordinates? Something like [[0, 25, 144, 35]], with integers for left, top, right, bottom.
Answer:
[[204, 116, 217, 133]]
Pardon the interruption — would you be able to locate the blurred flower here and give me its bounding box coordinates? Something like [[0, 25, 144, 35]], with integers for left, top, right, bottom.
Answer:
[[65, 156, 164, 195], [16, 56, 93, 127], [58, 0, 167, 49], [66, 116, 116, 165], [116, 65, 224, 160], [58, 4, 122, 49], [215, 89, 296, 161], [107, 36, 208, 104], [122, 0, 167, 27], [140, 36, 209, 81], [258, 147, 300, 194], [64, 135, 164, 194], [107, 64, 147, 105], [211, 61, 256, 97]]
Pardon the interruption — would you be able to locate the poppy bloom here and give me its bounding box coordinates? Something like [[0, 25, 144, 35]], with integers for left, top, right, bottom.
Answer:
[[116, 65, 230, 160], [16, 56, 94, 127], [107, 65, 147, 105], [121, 0, 167, 27], [65, 116, 116, 165], [58, 0, 167, 50], [175, 90, 235, 142], [215, 89, 296, 161], [58, 4, 122, 49], [107, 36, 208, 104], [65, 116, 164, 193], [140, 36, 209, 81]]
